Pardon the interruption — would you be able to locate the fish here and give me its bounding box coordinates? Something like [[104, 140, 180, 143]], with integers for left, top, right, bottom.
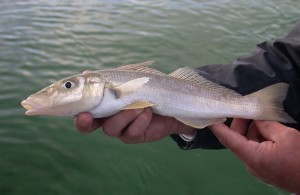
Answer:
[[21, 61, 296, 128]]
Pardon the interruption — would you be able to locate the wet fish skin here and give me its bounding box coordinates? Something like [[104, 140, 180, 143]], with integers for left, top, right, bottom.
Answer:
[[21, 74, 105, 116], [21, 61, 296, 128]]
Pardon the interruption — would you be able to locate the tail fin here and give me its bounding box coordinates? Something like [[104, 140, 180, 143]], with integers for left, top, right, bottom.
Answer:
[[246, 83, 296, 123]]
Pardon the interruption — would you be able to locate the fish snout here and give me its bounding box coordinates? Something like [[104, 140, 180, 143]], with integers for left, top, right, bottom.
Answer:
[[21, 98, 44, 115], [21, 100, 32, 110]]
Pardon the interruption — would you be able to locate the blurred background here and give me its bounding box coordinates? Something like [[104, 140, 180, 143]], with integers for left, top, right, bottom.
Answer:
[[0, 0, 299, 194]]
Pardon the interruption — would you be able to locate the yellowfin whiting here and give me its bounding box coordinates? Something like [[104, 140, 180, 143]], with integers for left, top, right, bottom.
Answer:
[[21, 61, 296, 128]]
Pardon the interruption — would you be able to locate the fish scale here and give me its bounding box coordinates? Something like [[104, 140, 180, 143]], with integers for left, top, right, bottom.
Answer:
[[21, 61, 296, 128]]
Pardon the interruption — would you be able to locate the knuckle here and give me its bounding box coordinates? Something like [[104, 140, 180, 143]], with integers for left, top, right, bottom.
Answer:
[[102, 123, 119, 137], [121, 127, 145, 144], [124, 126, 144, 140]]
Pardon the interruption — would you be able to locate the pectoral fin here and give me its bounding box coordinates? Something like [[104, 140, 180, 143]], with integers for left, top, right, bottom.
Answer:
[[113, 77, 149, 98], [122, 100, 155, 110], [175, 117, 227, 129]]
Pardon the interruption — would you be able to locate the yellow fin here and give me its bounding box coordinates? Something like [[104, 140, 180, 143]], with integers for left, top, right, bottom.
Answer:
[[122, 101, 155, 110], [175, 117, 226, 129], [113, 77, 149, 98], [246, 83, 296, 123]]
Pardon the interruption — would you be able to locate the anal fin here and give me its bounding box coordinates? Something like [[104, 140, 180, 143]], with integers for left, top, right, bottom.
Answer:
[[122, 101, 155, 110], [175, 117, 227, 129]]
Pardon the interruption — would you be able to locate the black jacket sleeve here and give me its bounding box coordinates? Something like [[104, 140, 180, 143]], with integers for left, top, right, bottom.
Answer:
[[171, 20, 300, 150]]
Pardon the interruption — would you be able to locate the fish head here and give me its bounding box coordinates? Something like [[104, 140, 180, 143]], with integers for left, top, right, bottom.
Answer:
[[21, 74, 105, 116]]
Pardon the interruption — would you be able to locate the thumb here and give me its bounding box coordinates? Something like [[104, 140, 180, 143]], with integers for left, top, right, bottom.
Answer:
[[209, 123, 247, 150], [253, 121, 290, 141], [209, 123, 250, 156]]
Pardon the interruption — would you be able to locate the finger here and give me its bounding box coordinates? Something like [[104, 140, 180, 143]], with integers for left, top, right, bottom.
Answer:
[[83, 70, 91, 74], [254, 121, 291, 141], [230, 118, 251, 135], [209, 123, 254, 156], [74, 112, 104, 133], [119, 108, 153, 144], [246, 122, 265, 142], [102, 109, 144, 137], [139, 114, 183, 142], [210, 123, 262, 164]]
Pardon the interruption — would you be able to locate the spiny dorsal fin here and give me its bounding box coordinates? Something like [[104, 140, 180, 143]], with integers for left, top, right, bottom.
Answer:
[[122, 100, 155, 110], [169, 67, 241, 96], [112, 77, 149, 98], [118, 61, 155, 69], [169, 67, 204, 83], [116, 61, 165, 75]]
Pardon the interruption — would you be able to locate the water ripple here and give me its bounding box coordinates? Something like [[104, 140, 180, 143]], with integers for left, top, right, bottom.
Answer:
[[0, 0, 299, 194]]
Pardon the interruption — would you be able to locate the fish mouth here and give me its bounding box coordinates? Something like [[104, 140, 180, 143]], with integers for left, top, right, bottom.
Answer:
[[21, 99, 43, 116]]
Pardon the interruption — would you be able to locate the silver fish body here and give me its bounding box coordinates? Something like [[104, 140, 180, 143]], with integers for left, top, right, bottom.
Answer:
[[21, 61, 296, 128]]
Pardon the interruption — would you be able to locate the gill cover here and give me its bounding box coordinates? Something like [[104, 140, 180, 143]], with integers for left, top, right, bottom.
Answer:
[[21, 74, 105, 116]]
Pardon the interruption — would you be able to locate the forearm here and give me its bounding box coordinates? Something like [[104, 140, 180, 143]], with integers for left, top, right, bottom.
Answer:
[[172, 20, 300, 150]]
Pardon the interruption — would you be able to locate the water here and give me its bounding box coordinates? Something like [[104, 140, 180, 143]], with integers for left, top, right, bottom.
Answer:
[[0, 0, 299, 194]]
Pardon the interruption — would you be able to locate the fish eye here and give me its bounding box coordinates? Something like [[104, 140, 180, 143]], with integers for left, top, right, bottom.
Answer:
[[64, 81, 73, 89]]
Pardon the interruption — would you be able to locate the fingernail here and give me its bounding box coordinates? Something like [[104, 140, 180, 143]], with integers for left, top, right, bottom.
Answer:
[[78, 117, 88, 127]]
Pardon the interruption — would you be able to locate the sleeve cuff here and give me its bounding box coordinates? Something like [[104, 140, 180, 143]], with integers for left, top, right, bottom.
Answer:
[[171, 127, 226, 150], [179, 131, 196, 142]]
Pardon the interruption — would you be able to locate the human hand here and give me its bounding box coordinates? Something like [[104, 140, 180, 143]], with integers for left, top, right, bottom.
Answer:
[[209, 119, 300, 193], [74, 108, 195, 144]]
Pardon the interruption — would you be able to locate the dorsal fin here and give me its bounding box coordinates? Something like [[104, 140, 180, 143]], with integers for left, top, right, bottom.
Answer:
[[116, 61, 165, 75], [169, 67, 241, 96], [117, 61, 155, 70], [169, 67, 204, 84]]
